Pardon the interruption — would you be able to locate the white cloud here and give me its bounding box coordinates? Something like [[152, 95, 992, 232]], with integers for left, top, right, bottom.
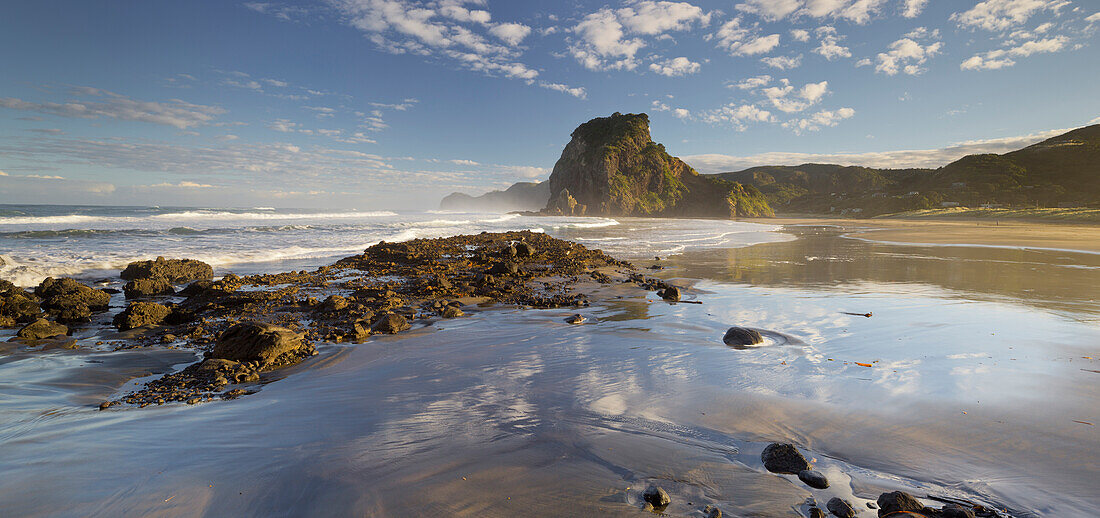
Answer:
[[0, 88, 224, 129], [728, 74, 772, 89], [813, 29, 851, 60], [489, 22, 531, 46], [1087, 12, 1100, 24], [682, 127, 1070, 172], [763, 79, 830, 113], [951, 0, 1071, 31], [960, 35, 1067, 70], [902, 0, 928, 18], [782, 107, 855, 133], [875, 37, 943, 75], [538, 81, 587, 99], [737, 0, 889, 24], [761, 54, 803, 69], [570, 1, 711, 72], [649, 56, 702, 76], [790, 28, 810, 41], [713, 18, 781, 56], [855, 57, 872, 66]]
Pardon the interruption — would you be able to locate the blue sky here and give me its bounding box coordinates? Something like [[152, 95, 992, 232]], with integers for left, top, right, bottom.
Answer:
[[1, 0, 1098, 208]]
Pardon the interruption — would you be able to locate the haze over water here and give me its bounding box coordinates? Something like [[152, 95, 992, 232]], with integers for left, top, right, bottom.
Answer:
[[1, 209, 1097, 516]]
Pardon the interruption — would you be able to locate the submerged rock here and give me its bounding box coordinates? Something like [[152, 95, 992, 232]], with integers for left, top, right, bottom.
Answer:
[[123, 277, 175, 299], [113, 302, 171, 331], [798, 469, 829, 489], [211, 322, 306, 367], [826, 497, 855, 518], [723, 326, 764, 346], [565, 313, 586, 324], [658, 285, 681, 301], [761, 443, 811, 474], [876, 491, 926, 517], [16, 318, 68, 340], [372, 313, 410, 334], [120, 257, 213, 284], [641, 485, 670, 507]]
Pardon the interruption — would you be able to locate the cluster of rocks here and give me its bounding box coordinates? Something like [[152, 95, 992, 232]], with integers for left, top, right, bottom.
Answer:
[[759, 442, 994, 518]]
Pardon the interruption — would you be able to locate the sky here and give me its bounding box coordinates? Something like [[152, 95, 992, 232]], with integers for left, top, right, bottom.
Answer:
[[0, 0, 1098, 209]]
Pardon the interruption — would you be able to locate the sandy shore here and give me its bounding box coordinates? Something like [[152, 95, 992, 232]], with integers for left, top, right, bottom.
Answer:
[[744, 216, 1100, 254]]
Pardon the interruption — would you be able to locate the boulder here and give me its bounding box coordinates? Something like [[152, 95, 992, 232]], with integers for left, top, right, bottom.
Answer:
[[761, 443, 810, 474], [372, 313, 410, 334], [123, 278, 175, 299], [487, 261, 519, 276], [34, 277, 110, 322], [179, 280, 214, 297], [798, 470, 829, 489], [515, 242, 536, 258], [877, 492, 926, 517], [826, 497, 855, 518], [317, 295, 348, 312], [441, 306, 465, 318], [658, 285, 681, 301], [120, 257, 213, 284], [723, 326, 764, 346], [211, 322, 305, 366], [641, 485, 670, 507], [16, 318, 68, 340], [113, 302, 171, 331], [941, 504, 976, 518], [0, 288, 41, 324]]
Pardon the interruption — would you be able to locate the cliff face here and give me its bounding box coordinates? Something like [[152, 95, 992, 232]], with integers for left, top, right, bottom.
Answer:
[[544, 113, 772, 218]]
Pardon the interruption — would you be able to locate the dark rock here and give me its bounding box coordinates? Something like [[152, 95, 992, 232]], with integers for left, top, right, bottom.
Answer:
[[641, 485, 670, 507], [16, 318, 68, 339], [120, 257, 213, 284], [658, 285, 681, 301], [515, 242, 536, 257], [488, 261, 519, 276], [877, 491, 926, 517], [723, 326, 764, 346], [798, 470, 829, 489], [441, 305, 464, 318], [372, 313, 410, 334], [761, 443, 811, 474], [941, 504, 976, 518], [123, 277, 175, 299], [34, 277, 110, 322], [565, 313, 586, 324], [211, 322, 305, 366], [826, 497, 855, 518], [704, 505, 722, 518], [113, 302, 171, 331], [809, 508, 826, 518], [194, 358, 259, 384], [318, 295, 348, 312], [0, 287, 41, 324], [179, 280, 213, 297]]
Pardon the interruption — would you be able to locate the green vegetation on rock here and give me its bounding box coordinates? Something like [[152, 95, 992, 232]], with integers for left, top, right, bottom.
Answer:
[[544, 112, 773, 218]]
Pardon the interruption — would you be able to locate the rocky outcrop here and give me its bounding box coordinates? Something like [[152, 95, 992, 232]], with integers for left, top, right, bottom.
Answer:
[[34, 277, 111, 323], [543, 113, 773, 218], [440, 181, 550, 212], [114, 302, 172, 331], [121, 257, 213, 284], [17, 318, 68, 340], [0, 284, 41, 326], [124, 277, 175, 299], [211, 322, 310, 368]]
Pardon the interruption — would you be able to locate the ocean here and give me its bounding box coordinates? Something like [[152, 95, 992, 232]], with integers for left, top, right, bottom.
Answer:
[[1, 204, 1098, 516], [0, 204, 792, 287]]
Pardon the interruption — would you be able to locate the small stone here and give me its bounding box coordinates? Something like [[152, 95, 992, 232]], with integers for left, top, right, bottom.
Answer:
[[566, 314, 586, 324], [161, 334, 177, 343], [658, 285, 680, 301], [704, 505, 722, 518], [798, 469, 829, 489], [515, 242, 535, 257], [723, 326, 764, 346], [98, 401, 113, 410], [826, 497, 855, 518], [761, 443, 811, 474], [809, 508, 826, 518], [488, 261, 519, 276], [441, 306, 464, 318], [641, 485, 670, 507]]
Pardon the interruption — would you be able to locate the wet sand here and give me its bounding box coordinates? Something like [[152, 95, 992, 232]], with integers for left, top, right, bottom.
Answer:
[[1, 227, 1099, 516], [745, 216, 1100, 254]]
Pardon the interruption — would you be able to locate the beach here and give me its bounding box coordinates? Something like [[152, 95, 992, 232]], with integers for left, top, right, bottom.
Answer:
[[1, 207, 1098, 516]]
